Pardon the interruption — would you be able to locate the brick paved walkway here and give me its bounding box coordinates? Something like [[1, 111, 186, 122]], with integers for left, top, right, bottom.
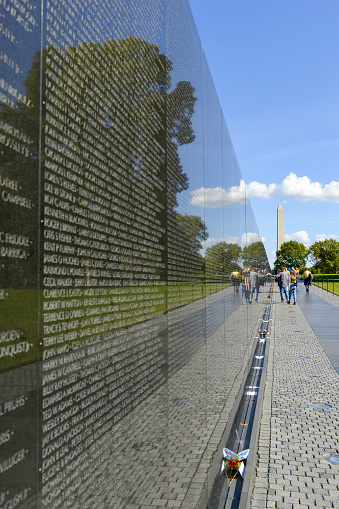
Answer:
[[104, 288, 265, 509], [250, 285, 339, 509]]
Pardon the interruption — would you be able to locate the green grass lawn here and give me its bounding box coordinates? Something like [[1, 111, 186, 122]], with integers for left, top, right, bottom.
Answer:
[[312, 280, 339, 296], [0, 281, 230, 373]]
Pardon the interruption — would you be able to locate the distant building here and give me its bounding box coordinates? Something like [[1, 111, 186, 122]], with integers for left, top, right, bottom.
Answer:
[[277, 203, 284, 251]]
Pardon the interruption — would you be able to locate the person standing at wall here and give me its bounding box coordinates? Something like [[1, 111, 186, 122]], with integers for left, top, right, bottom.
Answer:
[[231, 270, 241, 292], [243, 268, 250, 290], [275, 266, 290, 302], [241, 268, 250, 303], [242, 281, 250, 304], [249, 267, 259, 303]]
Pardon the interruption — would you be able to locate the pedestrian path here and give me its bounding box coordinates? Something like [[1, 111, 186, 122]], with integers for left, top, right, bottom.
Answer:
[[250, 285, 339, 509], [297, 285, 339, 374]]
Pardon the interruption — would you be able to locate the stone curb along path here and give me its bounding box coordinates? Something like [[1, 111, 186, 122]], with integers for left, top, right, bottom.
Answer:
[[250, 287, 339, 509]]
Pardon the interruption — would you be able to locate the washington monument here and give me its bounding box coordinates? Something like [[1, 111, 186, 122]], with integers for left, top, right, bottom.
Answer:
[[277, 203, 284, 251]]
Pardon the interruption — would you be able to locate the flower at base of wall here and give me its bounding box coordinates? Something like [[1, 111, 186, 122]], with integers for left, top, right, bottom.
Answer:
[[220, 448, 249, 486], [257, 329, 268, 338], [225, 455, 241, 474]]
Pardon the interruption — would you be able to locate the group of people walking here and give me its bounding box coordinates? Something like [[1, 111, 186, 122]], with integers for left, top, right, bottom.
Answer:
[[235, 266, 313, 305], [274, 266, 313, 305]]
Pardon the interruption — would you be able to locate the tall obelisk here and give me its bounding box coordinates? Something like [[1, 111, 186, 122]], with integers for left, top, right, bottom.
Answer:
[[277, 203, 284, 251]]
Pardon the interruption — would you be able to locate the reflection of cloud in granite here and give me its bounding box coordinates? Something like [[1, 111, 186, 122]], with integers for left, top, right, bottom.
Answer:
[[190, 181, 248, 208], [241, 232, 265, 246], [203, 236, 240, 249]]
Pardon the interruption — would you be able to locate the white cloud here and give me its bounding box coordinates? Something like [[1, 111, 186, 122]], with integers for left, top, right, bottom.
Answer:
[[203, 237, 223, 248], [190, 173, 339, 208], [246, 181, 277, 199], [260, 172, 339, 202], [284, 230, 310, 243], [314, 234, 339, 242], [322, 182, 339, 202], [279, 173, 323, 201]]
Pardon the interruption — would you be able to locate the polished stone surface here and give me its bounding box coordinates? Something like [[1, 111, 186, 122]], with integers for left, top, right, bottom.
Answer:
[[0, 0, 269, 507], [297, 285, 339, 374]]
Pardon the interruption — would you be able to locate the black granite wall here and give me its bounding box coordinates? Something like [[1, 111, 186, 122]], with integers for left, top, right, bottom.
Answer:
[[0, 0, 269, 507]]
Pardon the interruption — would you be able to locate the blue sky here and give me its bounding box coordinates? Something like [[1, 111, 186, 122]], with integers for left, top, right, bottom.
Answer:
[[188, 0, 339, 266]]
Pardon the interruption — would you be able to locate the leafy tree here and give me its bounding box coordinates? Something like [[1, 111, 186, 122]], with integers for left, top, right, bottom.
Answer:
[[205, 242, 242, 275], [274, 241, 306, 270], [242, 242, 269, 270], [307, 239, 339, 273]]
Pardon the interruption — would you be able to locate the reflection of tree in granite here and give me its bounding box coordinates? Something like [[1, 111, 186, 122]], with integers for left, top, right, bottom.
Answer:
[[1, 36, 201, 286], [205, 242, 242, 276], [40, 36, 199, 283], [0, 52, 40, 288], [175, 212, 208, 275], [242, 241, 269, 270], [0, 53, 40, 370]]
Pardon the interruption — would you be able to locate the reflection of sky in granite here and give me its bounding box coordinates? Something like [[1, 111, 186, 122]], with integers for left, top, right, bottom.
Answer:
[[177, 135, 262, 252], [174, 46, 263, 252]]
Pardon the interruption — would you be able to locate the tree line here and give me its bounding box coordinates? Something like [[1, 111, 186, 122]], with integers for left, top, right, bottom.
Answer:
[[275, 239, 339, 274]]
